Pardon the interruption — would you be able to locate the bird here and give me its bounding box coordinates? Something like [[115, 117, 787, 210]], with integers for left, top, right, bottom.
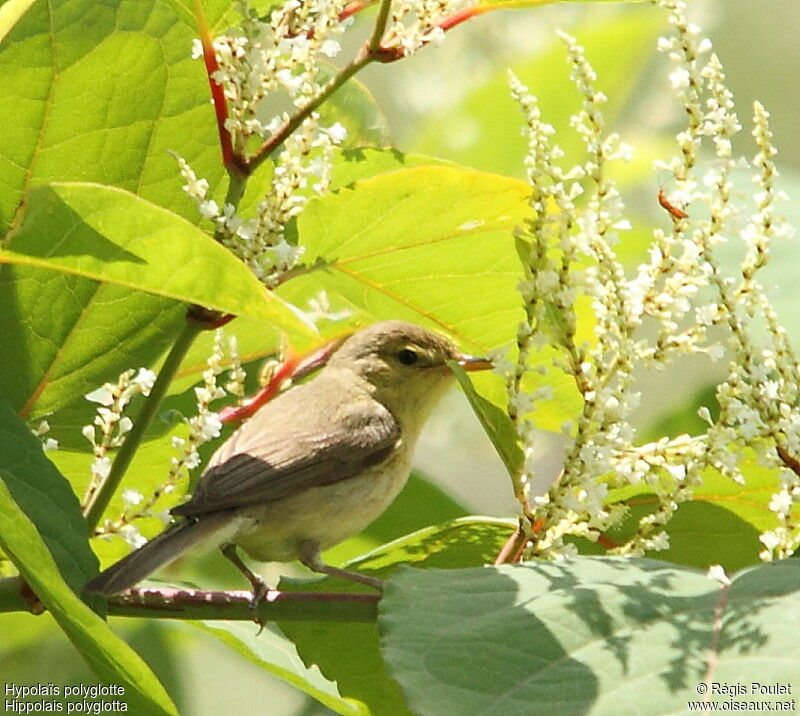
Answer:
[[85, 320, 492, 598]]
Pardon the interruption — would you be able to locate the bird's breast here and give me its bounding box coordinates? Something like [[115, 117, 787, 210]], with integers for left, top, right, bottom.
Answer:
[[231, 442, 413, 562]]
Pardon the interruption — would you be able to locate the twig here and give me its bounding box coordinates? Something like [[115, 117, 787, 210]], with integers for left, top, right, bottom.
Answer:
[[247, 48, 374, 173]]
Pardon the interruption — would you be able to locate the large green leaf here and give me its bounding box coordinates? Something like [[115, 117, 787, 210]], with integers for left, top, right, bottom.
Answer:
[[380, 557, 800, 716], [280, 518, 514, 716], [0, 480, 177, 715], [0, 396, 96, 597], [2, 183, 308, 327], [194, 621, 364, 716], [283, 165, 533, 350], [0, 0, 308, 434], [0, 0, 227, 233], [0, 266, 186, 423]]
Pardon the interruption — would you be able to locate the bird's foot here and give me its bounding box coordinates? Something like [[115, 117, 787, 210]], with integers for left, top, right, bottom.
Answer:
[[298, 541, 384, 592]]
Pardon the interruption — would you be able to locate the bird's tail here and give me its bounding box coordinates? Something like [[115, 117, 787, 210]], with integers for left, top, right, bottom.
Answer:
[[84, 511, 234, 595]]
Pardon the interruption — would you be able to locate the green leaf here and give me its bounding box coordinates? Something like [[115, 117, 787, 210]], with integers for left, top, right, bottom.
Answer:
[[414, 12, 662, 177], [450, 361, 524, 478], [0, 0, 274, 433], [331, 148, 456, 191], [283, 165, 533, 350], [194, 621, 364, 716], [280, 518, 514, 716], [380, 557, 800, 716], [0, 0, 228, 233], [0, 480, 177, 715], [0, 266, 186, 424], [0, 396, 97, 596], [590, 452, 786, 572], [2, 183, 310, 329], [0, 0, 38, 41], [281, 617, 407, 716]]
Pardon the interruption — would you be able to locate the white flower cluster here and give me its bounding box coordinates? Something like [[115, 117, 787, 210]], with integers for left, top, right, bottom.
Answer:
[[381, 0, 467, 56], [95, 331, 247, 543], [506, 2, 798, 562], [81, 368, 157, 510], [206, 0, 350, 138], [178, 0, 359, 286], [174, 111, 344, 286], [169, 329, 242, 481]]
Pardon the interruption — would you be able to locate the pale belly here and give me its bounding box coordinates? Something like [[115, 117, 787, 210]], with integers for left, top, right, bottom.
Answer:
[[230, 448, 412, 562]]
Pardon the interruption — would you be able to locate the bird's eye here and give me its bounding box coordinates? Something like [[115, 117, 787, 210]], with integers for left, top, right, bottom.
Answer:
[[396, 348, 419, 366]]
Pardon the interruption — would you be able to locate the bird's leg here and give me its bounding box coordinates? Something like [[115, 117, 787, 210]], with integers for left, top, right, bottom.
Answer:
[[221, 544, 268, 624], [297, 541, 383, 591]]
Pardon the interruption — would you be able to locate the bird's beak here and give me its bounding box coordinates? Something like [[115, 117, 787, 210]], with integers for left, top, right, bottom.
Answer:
[[457, 354, 494, 372]]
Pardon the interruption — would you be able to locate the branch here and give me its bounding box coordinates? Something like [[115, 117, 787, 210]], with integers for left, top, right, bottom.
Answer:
[[105, 586, 379, 623], [777, 445, 800, 477], [340, 0, 374, 22], [494, 519, 528, 565], [368, 0, 393, 52]]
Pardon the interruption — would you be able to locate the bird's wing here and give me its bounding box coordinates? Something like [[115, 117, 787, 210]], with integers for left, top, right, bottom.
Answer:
[[172, 389, 399, 517]]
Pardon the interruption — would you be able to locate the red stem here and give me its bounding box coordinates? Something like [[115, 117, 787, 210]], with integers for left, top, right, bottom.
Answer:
[[437, 4, 491, 32], [339, 0, 374, 22], [192, 0, 247, 176]]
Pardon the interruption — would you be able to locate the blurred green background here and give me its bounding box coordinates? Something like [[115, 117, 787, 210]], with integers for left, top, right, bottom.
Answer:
[[4, 1, 800, 714]]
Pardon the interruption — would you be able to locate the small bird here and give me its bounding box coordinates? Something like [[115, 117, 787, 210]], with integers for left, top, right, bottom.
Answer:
[[85, 320, 491, 597]]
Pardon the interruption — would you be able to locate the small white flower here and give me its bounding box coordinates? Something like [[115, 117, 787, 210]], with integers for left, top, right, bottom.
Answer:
[[85, 385, 114, 406], [118, 417, 133, 435], [319, 39, 341, 57], [769, 491, 792, 515], [82, 425, 96, 444], [91, 456, 112, 480], [759, 530, 781, 552], [119, 524, 148, 550], [200, 413, 222, 441], [323, 122, 347, 143], [706, 564, 731, 586], [199, 199, 220, 219], [122, 489, 144, 508], [133, 368, 157, 395]]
